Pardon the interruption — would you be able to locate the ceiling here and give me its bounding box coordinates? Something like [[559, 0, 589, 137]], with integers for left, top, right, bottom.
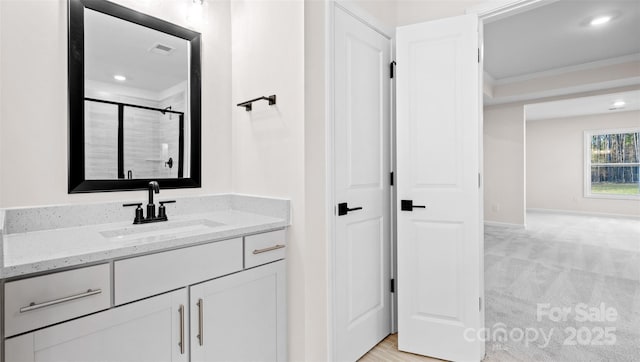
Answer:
[[84, 8, 189, 94], [484, 0, 640, 80], [525, 89, 640, 121]]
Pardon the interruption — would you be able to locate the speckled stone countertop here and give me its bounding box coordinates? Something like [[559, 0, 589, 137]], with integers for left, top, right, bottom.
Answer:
[[0, 194, 290, 279]]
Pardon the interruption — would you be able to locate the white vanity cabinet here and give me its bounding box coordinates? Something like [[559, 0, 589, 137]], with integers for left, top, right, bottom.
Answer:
[[114, 237, 243, 305], [5, 288, 188, 362], [190, 260, 286, 362], [3, 229, 287, 362], [4, 264, 111, 337]]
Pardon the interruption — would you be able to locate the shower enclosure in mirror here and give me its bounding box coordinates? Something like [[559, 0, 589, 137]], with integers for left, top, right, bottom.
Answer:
[[68, 0, 201, 193]]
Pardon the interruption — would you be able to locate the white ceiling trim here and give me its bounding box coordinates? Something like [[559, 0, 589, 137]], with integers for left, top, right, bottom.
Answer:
[[525, 90, 640, 121], [493, 53, 640, 86], [485, 77, 640, 106]]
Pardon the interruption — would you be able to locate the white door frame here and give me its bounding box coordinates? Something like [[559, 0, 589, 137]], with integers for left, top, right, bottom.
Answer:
[[467, 0, 554, 229], [466, 0, 560, 22], [325, 1, 395, 360]]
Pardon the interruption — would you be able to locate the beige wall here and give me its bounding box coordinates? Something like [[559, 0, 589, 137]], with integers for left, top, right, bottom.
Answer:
[[229, 1, 308, 360], [303, 0, 329, 360], [483, 87, 640, 226], [396, 0, 484, 26], [344, 0, 398, 28], [0, 0, 232, 208], [0, 1, 3, 208], [483, 104, 526, 225], [527, 111, 640, 217], [341, 0, 485, 29]]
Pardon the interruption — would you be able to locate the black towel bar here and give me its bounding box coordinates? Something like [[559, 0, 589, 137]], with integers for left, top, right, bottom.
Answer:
[[237, 95, 276, 111]]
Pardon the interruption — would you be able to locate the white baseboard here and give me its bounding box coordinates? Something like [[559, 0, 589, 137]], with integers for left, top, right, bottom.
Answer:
[[527, 208, 640, 220], [484, 221, 525, 229]]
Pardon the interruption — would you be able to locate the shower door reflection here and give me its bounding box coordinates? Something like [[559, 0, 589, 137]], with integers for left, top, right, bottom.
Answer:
[[84, 98, 185, 180]]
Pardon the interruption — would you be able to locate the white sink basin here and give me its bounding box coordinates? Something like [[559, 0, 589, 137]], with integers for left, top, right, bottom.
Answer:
[[100, 219, 225, 241]]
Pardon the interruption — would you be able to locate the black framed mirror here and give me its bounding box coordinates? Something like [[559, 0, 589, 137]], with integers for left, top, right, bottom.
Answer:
[[68, 0, 201, 193]]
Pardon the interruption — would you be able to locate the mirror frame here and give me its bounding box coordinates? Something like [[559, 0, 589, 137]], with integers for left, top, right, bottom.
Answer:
[[68, 0, 202, 193]]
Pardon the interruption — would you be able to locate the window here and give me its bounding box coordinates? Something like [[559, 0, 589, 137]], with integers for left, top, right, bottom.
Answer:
[[585, 128, 640, 199]]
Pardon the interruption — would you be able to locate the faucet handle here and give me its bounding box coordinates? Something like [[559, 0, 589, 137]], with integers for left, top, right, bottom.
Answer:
[[123, 203, 143, 207], [158, 200, 176, 220], [123, 203, 144, 224]]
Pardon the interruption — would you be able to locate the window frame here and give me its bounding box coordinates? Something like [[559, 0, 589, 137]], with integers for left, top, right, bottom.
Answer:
[[584, 127, 640, 200]]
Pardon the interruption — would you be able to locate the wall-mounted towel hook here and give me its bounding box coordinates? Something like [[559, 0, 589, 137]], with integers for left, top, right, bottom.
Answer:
[[237, 95, 276, 111]]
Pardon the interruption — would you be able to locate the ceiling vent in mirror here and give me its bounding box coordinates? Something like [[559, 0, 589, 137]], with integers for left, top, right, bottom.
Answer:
[[149, 43, 175, 55]]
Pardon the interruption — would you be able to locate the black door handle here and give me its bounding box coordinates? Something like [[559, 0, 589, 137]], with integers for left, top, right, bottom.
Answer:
[[338, 202, 363, 216], [401, 200, 426, 211]]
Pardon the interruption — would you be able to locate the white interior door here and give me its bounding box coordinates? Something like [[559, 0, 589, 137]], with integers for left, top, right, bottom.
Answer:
[[334, 5, 391, 361], [396, 14, 484, 361]]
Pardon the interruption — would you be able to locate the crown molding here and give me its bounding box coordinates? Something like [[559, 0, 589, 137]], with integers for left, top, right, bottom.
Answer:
[[484, 78, 640, 106], [492, 53, 640, 86]]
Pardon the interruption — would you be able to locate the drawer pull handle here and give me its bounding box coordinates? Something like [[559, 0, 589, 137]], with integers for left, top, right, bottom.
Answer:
[[253, 244, 285, 255], [19, 289, 102, 313], [197, 298, 204, 346], [178, 304, 185, 354]]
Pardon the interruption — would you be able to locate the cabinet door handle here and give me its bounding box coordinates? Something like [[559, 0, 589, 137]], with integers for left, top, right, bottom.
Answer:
[[197, 298, 204, 346], [178, 304, 185, 354], [19, 289, 102, 313], [253, 244, 285, 255]]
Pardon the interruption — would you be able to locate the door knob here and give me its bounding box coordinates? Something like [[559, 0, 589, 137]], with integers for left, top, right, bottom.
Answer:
[[401, 200, 426, 211], [338, 202, 363, 216]]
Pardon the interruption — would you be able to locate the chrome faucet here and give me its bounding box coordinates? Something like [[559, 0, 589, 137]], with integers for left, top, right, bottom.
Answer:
[[123, 181, 176, 224]]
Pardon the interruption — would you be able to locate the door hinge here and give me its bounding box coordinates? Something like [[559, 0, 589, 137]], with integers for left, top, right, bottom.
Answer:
[[478, 48, 480, 63], [478, 173, 481, 188], [390, 278, 395, 293], [390, 172, 394, 186], [390, 61, 396, 79], [479, 297, 482, 311]]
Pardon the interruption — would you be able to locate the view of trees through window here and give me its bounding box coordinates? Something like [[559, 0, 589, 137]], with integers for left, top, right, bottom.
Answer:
[[589, 130, 640, 196]]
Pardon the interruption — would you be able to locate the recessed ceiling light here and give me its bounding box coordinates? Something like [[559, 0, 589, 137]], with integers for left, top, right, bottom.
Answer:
[[612, 100, 626, 108], [590, 16, 612, 26], [113, 75, 126, 81]]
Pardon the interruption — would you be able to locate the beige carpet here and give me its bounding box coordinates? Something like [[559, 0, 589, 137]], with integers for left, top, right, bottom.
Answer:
[[483, 211, 640, 361]]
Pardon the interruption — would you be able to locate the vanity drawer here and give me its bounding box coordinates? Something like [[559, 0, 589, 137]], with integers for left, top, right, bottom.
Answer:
[[114, 238, 243, 305], [244, 230, 286, 269], [4, 264, 111, 337]]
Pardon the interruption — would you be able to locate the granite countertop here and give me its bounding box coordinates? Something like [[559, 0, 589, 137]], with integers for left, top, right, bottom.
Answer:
[[0, 194, 290, 279]]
